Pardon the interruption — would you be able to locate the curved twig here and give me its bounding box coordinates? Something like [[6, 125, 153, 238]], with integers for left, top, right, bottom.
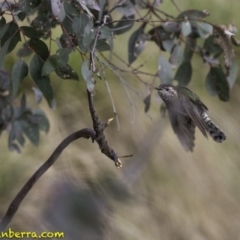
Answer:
[[0, 90, 122, 231]]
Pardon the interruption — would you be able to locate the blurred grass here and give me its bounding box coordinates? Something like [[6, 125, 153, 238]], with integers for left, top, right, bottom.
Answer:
[[1, 0, 240, 239]]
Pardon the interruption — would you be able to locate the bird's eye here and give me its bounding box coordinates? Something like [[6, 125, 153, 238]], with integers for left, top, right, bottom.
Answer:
[[166, 88, 169, 91]]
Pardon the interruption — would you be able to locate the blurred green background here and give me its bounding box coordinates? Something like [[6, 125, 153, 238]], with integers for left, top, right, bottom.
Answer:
[[1, 0, 240, 239]]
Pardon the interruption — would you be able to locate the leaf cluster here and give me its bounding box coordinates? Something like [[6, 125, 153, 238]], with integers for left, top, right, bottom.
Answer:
[[0, 0, 239, 149]]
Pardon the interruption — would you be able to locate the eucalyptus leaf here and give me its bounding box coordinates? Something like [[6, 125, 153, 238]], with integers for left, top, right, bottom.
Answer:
[[158, 56, 173, 84], [113, 15, 134, 35], [51, 0, 66, 22], [181, 21, 192, 36], [81, 60, 95, 91], [196, 22, 213, 39], [20, 26, 43, 39], [29, 39, 49, 61], [30, 54, 54, 104], [12, 59, 28, 98], [128, 23, 148, 64], [143, 94, 151, 113], [227, 60, 238, 88], [169, 44, 183, 68], [206, 67, 229, 101], [175, 60, 192, 86]]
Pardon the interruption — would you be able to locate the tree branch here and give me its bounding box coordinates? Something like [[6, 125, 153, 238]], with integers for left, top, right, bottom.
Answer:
[[0, 90, 122, 231]]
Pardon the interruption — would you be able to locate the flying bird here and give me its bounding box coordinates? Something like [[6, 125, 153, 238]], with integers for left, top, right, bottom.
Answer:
[[155, 84, 226, 151]]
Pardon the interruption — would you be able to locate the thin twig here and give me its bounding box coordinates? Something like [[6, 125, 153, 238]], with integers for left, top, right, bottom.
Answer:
[[96, 56, 121, 131], [170, 0, 181, 13]]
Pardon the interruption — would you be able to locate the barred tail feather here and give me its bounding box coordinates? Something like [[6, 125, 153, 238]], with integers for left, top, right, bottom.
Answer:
[[201, 112, 226, 143]]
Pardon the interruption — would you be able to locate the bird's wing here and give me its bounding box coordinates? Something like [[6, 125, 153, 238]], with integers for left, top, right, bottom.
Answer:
[[168, 109, 196, 152], [180, 94, 208, 138]]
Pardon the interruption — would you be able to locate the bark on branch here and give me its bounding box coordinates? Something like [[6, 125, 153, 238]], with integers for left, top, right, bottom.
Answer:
[[0, 90, 122, 231]]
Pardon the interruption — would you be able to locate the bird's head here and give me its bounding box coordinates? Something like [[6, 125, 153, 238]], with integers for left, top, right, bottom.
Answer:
[[155, 84, 177, 102]]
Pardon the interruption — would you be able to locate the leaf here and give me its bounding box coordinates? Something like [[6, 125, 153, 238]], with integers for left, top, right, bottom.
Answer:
[[128, 23, 148, 64], [148, 25, 172, 50], [86, 0, 100, 11], [203, 35, 222, 56], [30, 54, 54, 104], [0, 21, 9, 39], [77, 0, 94, 17], [11, 59, 28, 98], [205, 69, 218, 96], [169, 44, 184, 68], [32, 109, 50, 133], [116, 1, 135, 17], [158, 56, 173, 84], [42, 51, 69, 76], [20, 26, 43, 39], [184, 37, 196, 61], [113, 15, 134, 35], [100, 26, 113, 40], [178, 9, 209, 20], [31, 14, 52, 36], [162, 21, 179, 33], [18, 12, 26, 21], [0, 21, 21, 54], [72, 14, 89, 34], [162, 40, 174, 53], [82, 17, 95, 50], [206, 67, 229, 101], [175, 60, 192, 86], [55, 64, 79, 80], [32, 87, 43, 104], [81, 60, 95, 91], [181, 21, 192, 36], [92, 39, 110, 52], [22, 120, 40, 146], [196, 22, 213, 39], [17, 42, 33, 57], [51, 0, 66, 22], [0, 37, 11, 69], [143, 94, 151, 113], [227, 60, 238, 88], [19, 0, 41, 13], [28, 39, 49, 61]]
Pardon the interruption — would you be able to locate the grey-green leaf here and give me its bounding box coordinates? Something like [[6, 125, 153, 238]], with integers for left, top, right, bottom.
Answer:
[[196, 22, 213, 39], [81, 60, 95, 91], [51, 0, 66, 22], [227, 60, 238, 88], [22, 121, 40, 146], [30, 54, 54, 104], [169, 44, 184, 67], [205, 68, 218, 96], [12, 59, 28, 98], [206, 67, 229, 101], [32, 108, 50, 133], [158, 56, 173, 84], [128, 23, 148, 64], [181, 21, 192, 36], [175, 60, 192, 86], [143, 94, 151, 113]]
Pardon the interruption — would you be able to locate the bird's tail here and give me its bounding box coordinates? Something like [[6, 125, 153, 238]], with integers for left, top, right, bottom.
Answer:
[[201, 112, 226, 142]]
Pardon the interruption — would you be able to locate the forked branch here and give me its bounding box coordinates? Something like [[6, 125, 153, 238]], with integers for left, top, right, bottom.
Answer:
[[0, 90, 122, 231]]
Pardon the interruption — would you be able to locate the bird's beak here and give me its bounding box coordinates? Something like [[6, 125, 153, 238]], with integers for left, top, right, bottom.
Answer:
[[154, 87, 161, 90]]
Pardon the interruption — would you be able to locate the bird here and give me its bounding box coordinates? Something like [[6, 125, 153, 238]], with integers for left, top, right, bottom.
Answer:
[[155, 84, 226, 151]]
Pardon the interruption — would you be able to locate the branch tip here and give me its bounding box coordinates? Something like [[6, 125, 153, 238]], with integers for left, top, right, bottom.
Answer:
[[115, 158, 122, 168], [107, 118, 114, 125]]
